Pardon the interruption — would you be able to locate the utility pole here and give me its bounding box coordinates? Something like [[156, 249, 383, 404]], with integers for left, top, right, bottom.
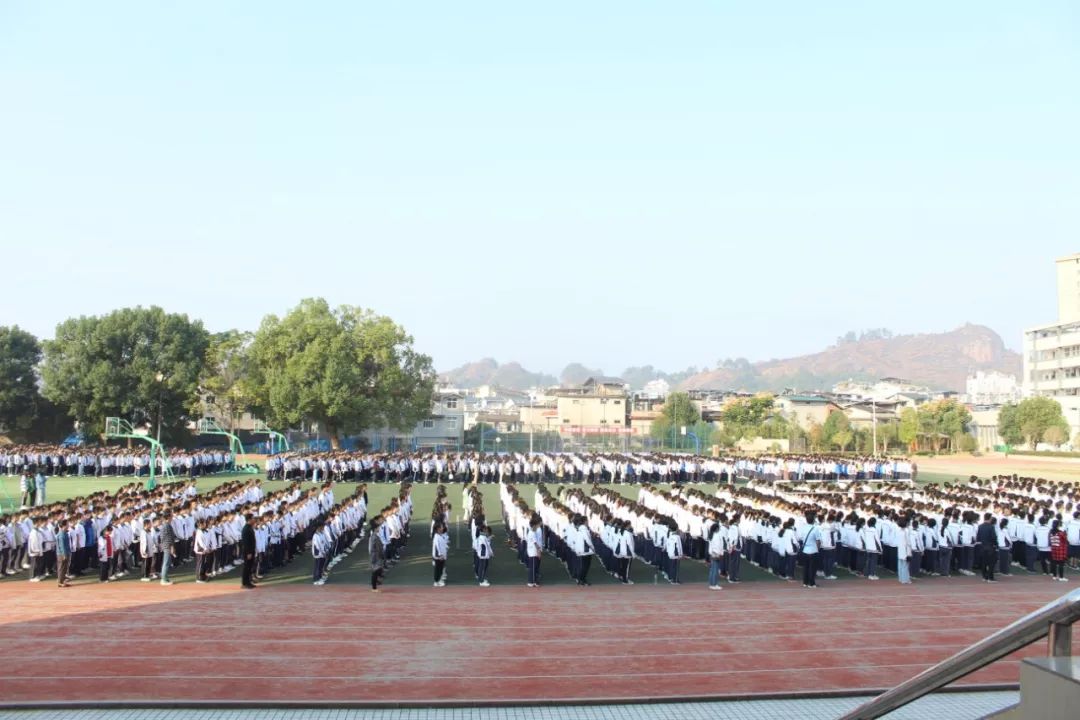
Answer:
[[872, 399, 877, 455]]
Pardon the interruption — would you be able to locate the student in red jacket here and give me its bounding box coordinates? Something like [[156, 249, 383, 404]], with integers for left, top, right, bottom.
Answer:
[[1049, 520, 1069, 583]]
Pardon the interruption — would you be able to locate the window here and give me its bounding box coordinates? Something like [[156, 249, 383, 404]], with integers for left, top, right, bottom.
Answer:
[[446, 418, 458, 429], [562, 418, 571, 424], [445, 398, 458, 409], [421, 420, 434, 429], [613, 400, 621, 405]]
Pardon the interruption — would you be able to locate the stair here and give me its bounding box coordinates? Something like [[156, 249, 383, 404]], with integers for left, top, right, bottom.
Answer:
[[984, 657, 1080, 719]]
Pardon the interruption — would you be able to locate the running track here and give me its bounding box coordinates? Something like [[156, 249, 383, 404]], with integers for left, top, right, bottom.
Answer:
[[0, 575, 1068, 706]]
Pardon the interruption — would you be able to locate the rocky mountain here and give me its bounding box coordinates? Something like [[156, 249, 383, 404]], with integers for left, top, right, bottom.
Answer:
[[439, 358, 557, 390], [439, 324, 1021, 394], [677, 324, 1021, 392]]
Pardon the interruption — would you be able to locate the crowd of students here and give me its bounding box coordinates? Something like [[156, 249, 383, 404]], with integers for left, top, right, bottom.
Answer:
[[265, 449, 915, 485], [1, 444, 239, 481]]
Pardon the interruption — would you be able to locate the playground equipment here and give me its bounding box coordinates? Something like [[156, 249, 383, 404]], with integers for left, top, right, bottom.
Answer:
[[195, 418, 245, 461], [252, 419, 290, 454], [104, 417, 173, 490]]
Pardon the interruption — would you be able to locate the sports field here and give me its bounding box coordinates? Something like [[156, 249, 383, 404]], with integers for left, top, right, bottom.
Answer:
[[0, 473, 1076, 707]]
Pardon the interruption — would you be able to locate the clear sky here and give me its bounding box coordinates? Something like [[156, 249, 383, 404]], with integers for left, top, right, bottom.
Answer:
[[2, 2, 1078, 374]]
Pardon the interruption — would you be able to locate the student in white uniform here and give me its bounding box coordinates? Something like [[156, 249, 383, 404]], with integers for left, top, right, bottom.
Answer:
[[475, 525, 493, 587], [432, 523, 449, 587]]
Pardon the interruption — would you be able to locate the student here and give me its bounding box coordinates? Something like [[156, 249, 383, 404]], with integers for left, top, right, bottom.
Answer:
[[664, 524, 684, 585], [159, 511, 177, 586], [476, 525, 493, 587], [34, 470, 47, 507], [526, 516, 543, 588], [997, 518, 1013, 577], [896, 518, 912, 585], [311, 524, 328, 586], [707, 522, 726, 590], [140, 519, 158, 582], [19, 472, 33, 509], [1035, 516, 1052, 576], [615, 521, 635, 585], [726, 514, 742, 584], [861, 517, 882, 580], [571, 515, 595, 586], [799, 513, 821, 589], [432, 523, 449, 587], [1068, 511, 1080, 571], [55, 518, 72, 587], [369, 517, 386, 593], [1049, 520, 1069, 583], [194, 519, 211, 584], [97, 527, 113, 583]]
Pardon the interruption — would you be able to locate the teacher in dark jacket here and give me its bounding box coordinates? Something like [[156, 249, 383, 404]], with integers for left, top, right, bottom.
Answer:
[[240, 514, 257, 589], [976, 513, 998, 583]]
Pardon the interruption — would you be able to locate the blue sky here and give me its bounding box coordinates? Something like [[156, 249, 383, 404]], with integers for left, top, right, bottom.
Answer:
[[1, 2, 1078, 374]]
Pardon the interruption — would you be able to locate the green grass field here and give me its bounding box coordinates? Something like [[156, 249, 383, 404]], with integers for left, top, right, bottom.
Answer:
[[9, 458, 1076, 589], [0, 474, 791, 588]]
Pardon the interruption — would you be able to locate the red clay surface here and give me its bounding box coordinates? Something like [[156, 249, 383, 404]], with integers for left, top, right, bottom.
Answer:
[[0, 574, 1068, 705]]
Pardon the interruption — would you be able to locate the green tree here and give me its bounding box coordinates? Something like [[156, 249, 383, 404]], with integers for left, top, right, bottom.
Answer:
[[41, 307, 209, 438], [1043, 424, 1067, 447], [659, 391, 700, 441], [898, 407, 919, 449], [821, 409, 851, 448], [997, 403, 1023, 446], [877, 422, 898, 454], [1010, 397, 1069, 449], [833, 429, 854, 451], [957, 433, 977, 453], [720, 395, 774, 434], [200, 330, 254, 432], [247, 298, 435, 448], [0, 325, 42, 435]]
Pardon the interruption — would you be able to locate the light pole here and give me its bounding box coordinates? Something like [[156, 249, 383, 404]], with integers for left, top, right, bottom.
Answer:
[[872, 399, 877, 455], [155, 371, 165, 443], [495, 435, 501, 455], [528, 395, 534, 455]]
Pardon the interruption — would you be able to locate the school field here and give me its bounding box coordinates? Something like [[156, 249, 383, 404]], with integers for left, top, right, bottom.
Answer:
[[0, 471, 1077, 709]]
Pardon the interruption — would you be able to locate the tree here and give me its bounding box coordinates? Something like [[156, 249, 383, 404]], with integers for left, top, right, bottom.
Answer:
[[821, 409, 851, 449], [898, 407, 919, 449], [41, 307, 209, 438], [721, 395, 775, 437], [246, 298, 435, 448], [833, 429, 854, 452], [660, 391, 700, 434], [200, 330, 254, 432], [1006, 397, 1070, 449], [877, 422, 898, 454], [0, 325, 42, 435], [997, 403, 1023, 446], [957, 433, 978, 453], [1043, 425, 1067, 447]]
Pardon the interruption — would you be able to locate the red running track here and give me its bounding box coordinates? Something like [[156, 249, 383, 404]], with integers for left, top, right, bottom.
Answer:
[[0, 574, 1068, 706]]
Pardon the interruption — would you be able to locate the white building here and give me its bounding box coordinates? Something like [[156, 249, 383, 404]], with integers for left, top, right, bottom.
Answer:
[[1022, 253, 1080, 440], [832, 377, 930, 403], [641, 378, 670, 399], [964, 371, 1020, 406]]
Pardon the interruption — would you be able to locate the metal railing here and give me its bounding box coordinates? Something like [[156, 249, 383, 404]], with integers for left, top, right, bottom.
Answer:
[[839, 587, 1080, 720]]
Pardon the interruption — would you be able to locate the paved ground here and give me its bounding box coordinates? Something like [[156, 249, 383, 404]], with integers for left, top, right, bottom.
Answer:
[[0, 691, 1020, 719]]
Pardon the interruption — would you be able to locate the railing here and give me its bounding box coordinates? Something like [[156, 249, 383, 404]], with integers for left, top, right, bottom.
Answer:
[[839, 587, 1080, 720]]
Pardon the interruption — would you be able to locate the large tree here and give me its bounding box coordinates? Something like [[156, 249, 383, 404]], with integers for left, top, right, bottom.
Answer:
[[998, 396, 1070, 449], [247, 298, 436, 448], [41, 307, 209, 438], [0, 325, 43, 435], [200, 330, 255, 432]]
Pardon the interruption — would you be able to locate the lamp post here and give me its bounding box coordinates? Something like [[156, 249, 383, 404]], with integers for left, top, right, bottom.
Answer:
[[155, 372, 165, 443], [529, 395, 534, 455], [495, 435, 501, 455]]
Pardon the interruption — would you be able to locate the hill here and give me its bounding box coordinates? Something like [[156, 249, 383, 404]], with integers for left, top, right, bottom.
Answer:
[[677, 324, 1020, 392], [438, 358, 557, 390]]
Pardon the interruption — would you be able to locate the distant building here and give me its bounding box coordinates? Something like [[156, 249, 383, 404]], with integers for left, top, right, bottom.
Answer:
[[361, 390, 464, 451], [775, 394, 841, 429], [833, 378, 930, 403], [964, 371, 1020, 406], [641, 378, 670, 399], [1023, 253, 1080, 439], [969, 408, 1006, 452], [549, 377, 630, 437]]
